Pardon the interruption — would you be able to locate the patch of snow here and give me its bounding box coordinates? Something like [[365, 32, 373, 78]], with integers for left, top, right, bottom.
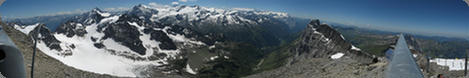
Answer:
[[85, 18, 94, 24], [351, 45, 361, 51], [238, 16, 257, 24], [209, 56, 219, 60], [330, 53, 345, 59], [208, 45, 216, 49], [311, 30, 331, 43], [139, 16, 145, 19], [102, 38, 135, 54], [128, 22, 140, 28], [340, 35, 345, 40], [324, 38, 330, 42], [128, 21, 180, 57], [413, 54, 418, 58], [409, 46, 414, 50], [224, 56, 229, 59], [430, 58, 468, 71], [185, 64, 197, 74], [96, 10, 111, 17], [313, 31, 320, 34], [13, 23, 40, 34], [99, 15, 120, 24], [162, 27, 205, 45]]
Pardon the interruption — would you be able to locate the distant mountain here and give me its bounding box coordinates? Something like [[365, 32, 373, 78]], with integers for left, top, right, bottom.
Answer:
[[4, 14, 78, 31], [332, 24, 469, 58], [125, 4, 309, 47]]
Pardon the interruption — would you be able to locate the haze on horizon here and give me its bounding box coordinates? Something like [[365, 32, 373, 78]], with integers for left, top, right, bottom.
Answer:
[[0, 0, 468, 39]]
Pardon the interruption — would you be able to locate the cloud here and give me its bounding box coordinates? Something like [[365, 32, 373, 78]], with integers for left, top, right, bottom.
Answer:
[[27, 9, 86, 18], [178, 0, 197, 3], [232, 8, 255, 11], [464, 0, 469, 6], [149, 2, 159, 6], [179, 0, 188, 2], [104, 7, 130, 12], [54, 9, 86, 15], [171, 2, 179, 5], [147, 2, 169, 8]]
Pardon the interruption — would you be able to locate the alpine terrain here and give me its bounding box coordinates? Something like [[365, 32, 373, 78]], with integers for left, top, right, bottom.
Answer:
[[2, 2, 466, 78], [3, 4, 311, 77]]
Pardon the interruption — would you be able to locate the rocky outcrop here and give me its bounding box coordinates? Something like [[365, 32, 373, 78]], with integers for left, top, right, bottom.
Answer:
[[55, 22, 87, 37], [287, 19, 376, 65], [73, 8, 107, 25], [246, 19, 380, 78], [101, 21, 147, 55], [29, 24, 63, 52]]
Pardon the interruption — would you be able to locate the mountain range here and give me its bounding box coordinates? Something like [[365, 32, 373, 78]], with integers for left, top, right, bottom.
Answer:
[[5, 4, 312, 77], [3, 3, 467, 78]]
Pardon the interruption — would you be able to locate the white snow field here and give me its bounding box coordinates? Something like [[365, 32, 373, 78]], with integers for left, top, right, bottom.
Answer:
[[330, 53, 345, 59]]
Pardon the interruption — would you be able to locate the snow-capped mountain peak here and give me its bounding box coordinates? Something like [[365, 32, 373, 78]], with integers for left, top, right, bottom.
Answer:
[[126, 4, 293, 26], [89, 8, 110, 17]]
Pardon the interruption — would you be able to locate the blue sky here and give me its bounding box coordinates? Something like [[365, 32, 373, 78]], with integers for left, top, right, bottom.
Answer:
[[0, 0, 468, 38]]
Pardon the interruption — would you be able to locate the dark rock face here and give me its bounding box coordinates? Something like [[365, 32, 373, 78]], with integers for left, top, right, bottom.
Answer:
[[29, 24, 63, 51], [93, 43, 105, 49], [143, 28, 177, 50], [311, 20, 350, 50], [102, 22, 146, 55], [311, 20, 376, 64], [55, 22, 87, 37], [73, 8, 106, 25]]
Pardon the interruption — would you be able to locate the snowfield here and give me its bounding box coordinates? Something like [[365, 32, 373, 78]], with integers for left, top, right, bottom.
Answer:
[[38, 34, 164, 77], [185, 64, 197, 74], [34, 14, 178, 77], [13, 23, 40, 34], [351, 45, 361, 51], [36, 24, 167, 77], [330, 53, 345, 59]]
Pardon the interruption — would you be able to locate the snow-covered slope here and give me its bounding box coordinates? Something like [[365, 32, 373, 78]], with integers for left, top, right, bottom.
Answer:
[[13, 23, 40, 34], [24, 8, 212, 77]]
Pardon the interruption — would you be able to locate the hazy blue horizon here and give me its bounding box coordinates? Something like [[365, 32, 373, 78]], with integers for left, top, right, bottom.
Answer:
[[1, 0, 468, 39]]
